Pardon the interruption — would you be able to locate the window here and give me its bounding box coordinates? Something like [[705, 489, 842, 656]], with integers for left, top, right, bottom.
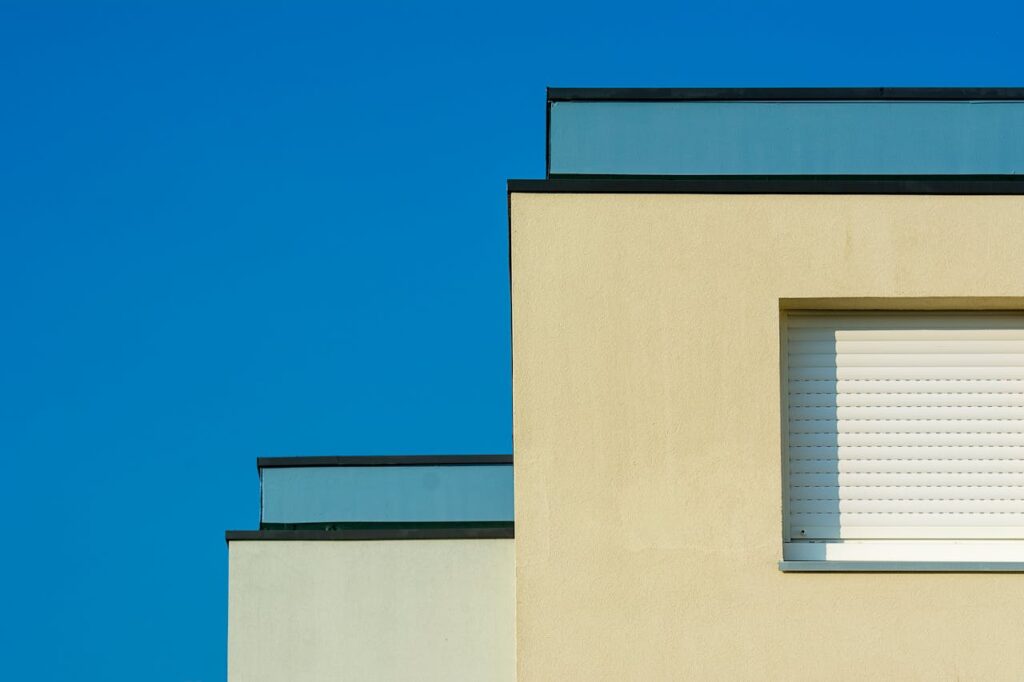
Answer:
[[782, 311, 1024, 567]]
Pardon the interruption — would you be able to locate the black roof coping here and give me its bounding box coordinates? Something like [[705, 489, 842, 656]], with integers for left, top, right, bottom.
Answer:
[[547, 87, 1024, 102], [257, 454, 513, 469], [225, 525, 514, 542], [508, 175, 1024, 195]]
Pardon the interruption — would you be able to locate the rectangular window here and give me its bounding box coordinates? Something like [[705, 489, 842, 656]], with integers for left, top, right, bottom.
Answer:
[[783, 311, 1024, 567]]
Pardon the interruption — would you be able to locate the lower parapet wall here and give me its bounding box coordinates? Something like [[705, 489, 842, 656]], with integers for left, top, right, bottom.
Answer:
[[227, 538, 515, 682]]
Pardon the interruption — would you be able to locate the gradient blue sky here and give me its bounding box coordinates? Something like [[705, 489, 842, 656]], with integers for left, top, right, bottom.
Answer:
[[2, 1, 1023, 679]]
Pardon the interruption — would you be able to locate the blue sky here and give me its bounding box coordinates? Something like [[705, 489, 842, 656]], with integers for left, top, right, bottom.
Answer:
[[2, 1, 1022, 678]]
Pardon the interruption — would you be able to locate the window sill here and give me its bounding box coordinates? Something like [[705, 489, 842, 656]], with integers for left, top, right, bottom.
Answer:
[[779, 560, 1024, 573]]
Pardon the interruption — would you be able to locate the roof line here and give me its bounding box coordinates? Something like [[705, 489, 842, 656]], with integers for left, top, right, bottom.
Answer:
[[257, 454, 513, 468], [508, 175, 1024, 195], [547, 87, 1024, 102], [226, 525, 514, 542]]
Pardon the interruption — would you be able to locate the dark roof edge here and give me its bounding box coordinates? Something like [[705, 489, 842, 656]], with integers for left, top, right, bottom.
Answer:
[[508, 175, 1024, 195], [257, 454, 513, 468], [226, 525, 515, 542], [548, 87, 1024, 102]]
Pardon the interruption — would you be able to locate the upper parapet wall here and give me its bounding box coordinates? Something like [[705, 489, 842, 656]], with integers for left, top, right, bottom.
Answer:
[[547, 88, 1024, 177], [256, 455, 514, 530]]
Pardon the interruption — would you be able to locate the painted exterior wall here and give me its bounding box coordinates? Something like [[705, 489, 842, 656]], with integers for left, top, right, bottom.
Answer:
[[510, 192, 1024, 681], [228, 539, 515, 682]]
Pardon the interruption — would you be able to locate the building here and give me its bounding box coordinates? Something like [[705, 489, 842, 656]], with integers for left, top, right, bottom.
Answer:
[[227, 455, 515, 680], [228, 88, 1024, 680]]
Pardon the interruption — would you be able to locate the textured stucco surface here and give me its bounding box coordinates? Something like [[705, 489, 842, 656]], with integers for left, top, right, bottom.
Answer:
[[228, 539, 515, 682], [510, 193, 1024, 681]]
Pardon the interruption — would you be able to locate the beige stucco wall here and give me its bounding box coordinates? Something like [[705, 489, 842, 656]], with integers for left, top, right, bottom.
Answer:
[[228, 539, 515, 682], [510, 193, 1024, 681]]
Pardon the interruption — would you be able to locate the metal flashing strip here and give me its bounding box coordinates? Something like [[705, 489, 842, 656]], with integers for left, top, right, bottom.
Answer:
[[257, 455, 512, 468], [779, 561, 1024, 573], [226, 525, 514, 542], [508, 176, 1024, 195], [547, 87, 1024, 102]]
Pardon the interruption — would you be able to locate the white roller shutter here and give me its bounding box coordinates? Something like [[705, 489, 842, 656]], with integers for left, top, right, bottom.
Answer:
[[785, 312, 1024, 545]]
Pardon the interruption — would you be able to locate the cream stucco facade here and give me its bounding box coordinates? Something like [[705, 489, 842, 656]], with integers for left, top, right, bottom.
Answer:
[[510, 192, 1024, 681], [228, 539, 515, 682]]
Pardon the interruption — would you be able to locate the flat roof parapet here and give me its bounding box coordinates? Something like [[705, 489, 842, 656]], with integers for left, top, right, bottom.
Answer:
[[546, 88, 1024, 177]]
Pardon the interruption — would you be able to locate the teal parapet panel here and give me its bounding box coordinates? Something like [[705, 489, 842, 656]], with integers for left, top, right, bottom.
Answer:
[[549, 100, 1024, 175], [260, 463, 513, 524]]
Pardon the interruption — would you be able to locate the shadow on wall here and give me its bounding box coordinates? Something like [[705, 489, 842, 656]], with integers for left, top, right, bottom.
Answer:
[[786, 329, 842, 543]]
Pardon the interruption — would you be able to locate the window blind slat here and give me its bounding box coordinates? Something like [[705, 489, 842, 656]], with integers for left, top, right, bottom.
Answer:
[[789, 328, 1024, 341], [790, 444, 1024, 457], [787, 485, 1024, 501], [791, 340, 1024, 354], [791, 379, 1024, 394], [791, 526, 1024, 540], [791, 472, 1024, 487], [788, 365, 1024, 380], [789, 394, 1024, 408]]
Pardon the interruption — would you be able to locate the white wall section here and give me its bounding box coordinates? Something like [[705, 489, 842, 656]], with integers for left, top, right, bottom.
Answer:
[[228, 539, 515, 682]]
